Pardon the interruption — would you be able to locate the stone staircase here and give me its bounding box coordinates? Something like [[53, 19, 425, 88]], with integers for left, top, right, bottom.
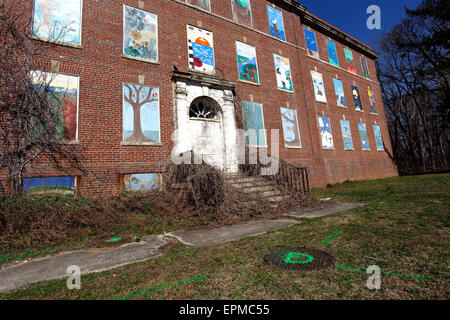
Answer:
[[224, 174, 292, 207]]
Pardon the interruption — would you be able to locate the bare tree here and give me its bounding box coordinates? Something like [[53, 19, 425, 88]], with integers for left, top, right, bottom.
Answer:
[[0, 0, 85, 197]]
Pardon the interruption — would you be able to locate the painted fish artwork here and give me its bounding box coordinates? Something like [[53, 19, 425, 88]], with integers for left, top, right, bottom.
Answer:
[[274, 54, 293, 92], [31, 71, 79, 141], [280, 107, 301, 148], [351, 85, 363, 111], [326, 40, 339, 67], [318, 116, 334, 150], [361, 56, 370, 79], [333, 78, 346, 108], [32, 0, 82, 45], [187, 0, 211, 11], [311, 71, 327, 103], [304, 29, 319, 59], [23, 176, 75, 193], [242, 101, 266, 146], [344, 48, 356, 73], [236, 41, 259, 84], [232, 0, 253, 28], [373, 125, 384, 151], [123, 83, 160, 144], [124, 173, 161, 191], [187, 25, 215, 73], [340, 120, 354, 150], [266, 5, 285, 41], [358, 122, 370, 150], [368, 90, 376, 114], [123, 5, 158, 62]]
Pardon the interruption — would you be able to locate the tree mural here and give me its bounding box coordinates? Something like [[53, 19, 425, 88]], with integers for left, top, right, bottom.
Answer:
[[243, 63, 258, 82], [280, 108, 301, 147]]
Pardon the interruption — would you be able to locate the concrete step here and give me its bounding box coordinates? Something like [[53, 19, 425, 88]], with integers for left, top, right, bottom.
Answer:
[[227, 180, 276, 188], [242, 189, 282, 197], [237, 185, 275, 193], [224, 176, 266, 184]]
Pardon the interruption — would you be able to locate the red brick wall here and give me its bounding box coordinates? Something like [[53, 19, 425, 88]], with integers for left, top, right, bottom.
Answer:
[[2, 0, 397, 197]]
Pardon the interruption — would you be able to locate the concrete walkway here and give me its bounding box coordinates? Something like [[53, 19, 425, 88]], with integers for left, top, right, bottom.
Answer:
[[0, 235, 166, 293], [284, 202, 365, 219], [165, 219, 298, 247]]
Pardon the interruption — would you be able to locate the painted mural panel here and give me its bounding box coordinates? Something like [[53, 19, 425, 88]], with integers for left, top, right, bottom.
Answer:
[[231, 0, 253, 28], [311, 71, 327, 103], [344, 48, 356, 73], [187, 0, 211, 11], [266, 6, 285, 41], [318, 116, 334, 150], [123, 83, 160, 144], [361, 56, 370, 79], [32, 0, 82, 45], [31, 71, 79, 141], [23, 176, 75, 193], [304, 29, 319, 59], [351, 85, 363, 111], [124, 173, 161, 191], [236, 41, 259, 84], [242, 101, 266, 147], [123, 5, 158, 62], [373, 125, 384, 151], [333, 78, 346, 108], [280, 107, 301, 148], [187, 25, 215, 73], [326, 40, 339, 67], [368, 90, 377, 114], [358, 122, 370, 150], [340, 120, 354, 150], [274, 54, 293, 92]]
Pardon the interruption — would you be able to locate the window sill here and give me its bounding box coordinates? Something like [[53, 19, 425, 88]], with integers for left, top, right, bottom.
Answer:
[[30, 35, 83, 49], [121, 54, 160, 65], [121, 142, 163, 146]]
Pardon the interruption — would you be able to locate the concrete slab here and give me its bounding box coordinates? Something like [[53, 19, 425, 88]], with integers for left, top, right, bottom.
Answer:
[[0, 235, 167, 293], [284, 202, 365, 219], [165, 219, 298, 247]]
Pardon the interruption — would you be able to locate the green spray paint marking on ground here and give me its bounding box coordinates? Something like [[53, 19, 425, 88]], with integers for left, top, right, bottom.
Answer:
[[106, 237, 122, 243], [115, 275, 208, 300], [335, 264, 431, 281], [0, 249, 58, 263], [284, 252, 314, 264], [322, 231, 343, 244], [380, 201, 387, 206]]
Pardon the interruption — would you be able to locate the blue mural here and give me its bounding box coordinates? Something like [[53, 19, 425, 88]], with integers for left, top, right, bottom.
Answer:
[[358, 122, 370, 150], [33, 0, 82, 45], [266, 6, 285, 41], [351, 85, 363, 111], [23, 176, 75, 193], [124, 173, 160, 191], [333, 78, 346, 108], [326, 40, 339, 67], [304, 29, 319, 59], [373, 125, 384, 151], [242, 101, 266, 146], [318, 116, 334, 150], [280, 107, 301, 148], [340, 120, 354, 150]]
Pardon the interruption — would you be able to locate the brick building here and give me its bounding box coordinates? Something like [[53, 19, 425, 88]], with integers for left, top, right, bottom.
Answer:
[[9, 0, 397, 196]]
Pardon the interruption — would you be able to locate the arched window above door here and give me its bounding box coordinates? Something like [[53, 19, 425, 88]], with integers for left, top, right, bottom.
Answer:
[[189, 97, 219, 120]]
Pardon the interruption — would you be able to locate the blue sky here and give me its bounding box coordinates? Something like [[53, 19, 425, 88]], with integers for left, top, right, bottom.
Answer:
[[297, 0, 423, 49]]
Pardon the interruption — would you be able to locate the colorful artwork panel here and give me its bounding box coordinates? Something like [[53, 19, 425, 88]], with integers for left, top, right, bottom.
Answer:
[[333, 78, 346, 108], [326, 40, 339, 67], [361, 56, 370, 79], [274, 54, 293, 92], [266, 6, 285, 41], [187, 25, 215, 73], [23, 176, 75, 193], [236, 41, 259, 84], [123, 5, 158, 62], [31, 71, 79, 141], [280, 107, 301, 148], [304, 29, 319, 59], [351, 85, 363, 111], [318, 116, 334, 150], [123, 83, 160, 144], [187, 0, 211, 11], [124, 173, 161, 191], [32, 0, 82, 45], [368, 90, 376, 113], [231, 0, 253, 27], [242, 101, 266, 146], [358, 122, 370, 150], [373, 125, 384, 151], [311, 71, 327, 103], [344, 48, 356, 73], [340, 120, 354, 150]]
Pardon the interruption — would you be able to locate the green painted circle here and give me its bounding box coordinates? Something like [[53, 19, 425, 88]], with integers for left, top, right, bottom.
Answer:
[[284, 252, 315, 264]]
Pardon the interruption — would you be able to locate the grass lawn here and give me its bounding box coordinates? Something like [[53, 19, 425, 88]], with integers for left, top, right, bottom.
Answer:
[[1, 173, 449, 299]]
